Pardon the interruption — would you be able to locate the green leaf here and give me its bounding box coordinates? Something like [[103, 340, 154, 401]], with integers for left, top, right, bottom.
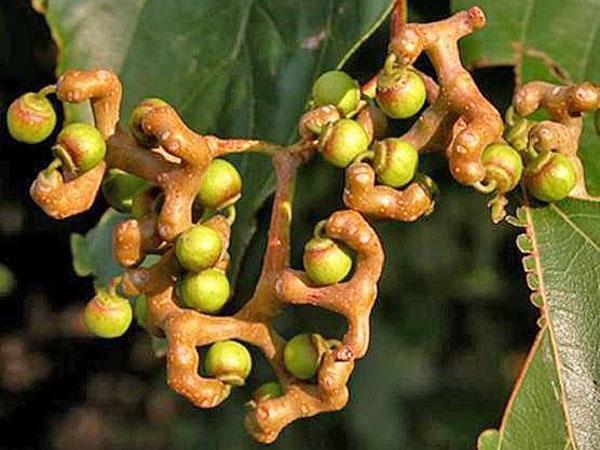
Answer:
[[480, 198, 600, 449], [43, 0, 395, 280], [452, 0, 600, 195]]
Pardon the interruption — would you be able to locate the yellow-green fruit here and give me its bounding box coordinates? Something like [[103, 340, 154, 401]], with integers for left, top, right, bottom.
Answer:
[[84, 290, 133, 339], [376, 68, 426, 119], [319, 119, 369, 168], [312, 70, 360, 116], [525, 152, 577, 202], [54, 123, 106, 174], [252, 381, 283, 402], [373, 138, 419, 188], [7, 92, 57, 143], [102, 169, 151, 214], [204, 340, 252, 386], [303, 237, 352, 286], [283, 334, 322, 380], [180, 268, 230, 314], [197, 159, 242, 210], [129, 98, 169, 147], [481, 144, 523, 193], [175, 225, 223, 272]]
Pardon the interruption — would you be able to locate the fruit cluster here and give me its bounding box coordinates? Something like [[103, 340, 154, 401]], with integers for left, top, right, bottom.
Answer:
[[6, 2, 598, 443]]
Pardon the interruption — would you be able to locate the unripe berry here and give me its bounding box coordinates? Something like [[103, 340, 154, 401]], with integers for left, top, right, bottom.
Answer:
[[373, 138, 418, 188], [84, 290, 133, 339], [204, 340, 252, 386], [175, 225, 223, 272], [197, 159, 242, 210], [312, 70, 360, 116], [319, 119, 369, 168], [481, 144, 523, 193], [283, 333, 322, 380], [252, 381, 283, 402], [180, 268, 230, 314], [7, 92, 57, 144], [303, 237, 352, 286], [525, 152, 577, 202], [54, 123, 106, 174], [376, 68, 426, 119], [102, 169, 151, 214], [129, 98, 169, 147]]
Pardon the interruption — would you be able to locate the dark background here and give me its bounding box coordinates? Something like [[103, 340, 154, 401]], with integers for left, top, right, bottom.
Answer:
[[0, 1, 536, 449]]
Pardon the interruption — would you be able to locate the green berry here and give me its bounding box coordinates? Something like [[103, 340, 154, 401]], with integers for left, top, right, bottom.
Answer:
[[373, 138, 419, 188], [180, 269, 230, 314], [204, 340, 252, 386], [102, 169, 151, 214], [376, 68, 426, 119], [283, 334, 322, 380], [481, 144, 523, 193], [197, 159, 242, 210], [525, 152, 577, 202], [252, 381, 283, 402], [129, 98, 169, 147], [134, 295, 148, 329], [7, 92, 57, 144], [303, 237, 352, 286], [53, 123, 106, 174], [84, 290, 133, 339], [312, 70, 360, 116], [175, 225, 223, 272], [319, 119, 369, 168]]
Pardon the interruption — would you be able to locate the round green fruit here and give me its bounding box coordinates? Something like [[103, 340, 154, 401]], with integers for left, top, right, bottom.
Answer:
[[175, 224, 223, 272], [84, 290, 133, 339], [373, 138, 419, 188], [204, 340, 252, 386], [129, 98, 169, 147], [252, 381, 283, 402], [312, 70, 360, 116], [180, 268, 230, 314], [7, 92, 57, 144], [481, 143, 523, 193], [319, 119, 369, 168], [197, 159, 242, 210], [303, 237, 352, 286], [102, 169, 151, 214], [54, 123, 106, 174], [376, 68, 426, 119], [525, 152, 577, 202], [283, 333, 322, 380]]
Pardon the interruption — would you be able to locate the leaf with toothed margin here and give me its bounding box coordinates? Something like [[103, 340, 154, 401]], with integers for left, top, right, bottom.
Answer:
[[476, 198, 600, 449], [452, 0, 600, 196], [41, 0, 396, 284]]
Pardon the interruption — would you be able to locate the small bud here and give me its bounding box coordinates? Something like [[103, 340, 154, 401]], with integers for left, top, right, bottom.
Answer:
[[7, 92, 57, 144], [204, 340, 252, 386], [312, 70, 360, 116], [373, 138, 419, 188]]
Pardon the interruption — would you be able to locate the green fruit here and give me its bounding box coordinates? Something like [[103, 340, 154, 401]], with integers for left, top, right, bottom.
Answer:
[[376, 68, 426, 119], [283, 334, 322, 380], [312, 70, 360, 116], [84, 290, 133, 339], [525, 152, 577, 202], [204, 340, 252, 386], [197, 159, 242, 210], [303, 237, 352, 286], [7, 92, 57, 144], [252, 381, 283, 402], [134, 295, 148, 329], [373, 138, 419, 188], [319, 119, 369, 168], [53, 123, 106, 174], [102, 169, 151, 214], [175, 225, 223, 272], [129, 98, 169, 147], [481, 144, 523, 193], [180, 269, 230, 314]]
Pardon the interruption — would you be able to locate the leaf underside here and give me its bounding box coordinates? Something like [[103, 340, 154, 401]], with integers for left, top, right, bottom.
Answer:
[[43, 0, 395, 282]]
